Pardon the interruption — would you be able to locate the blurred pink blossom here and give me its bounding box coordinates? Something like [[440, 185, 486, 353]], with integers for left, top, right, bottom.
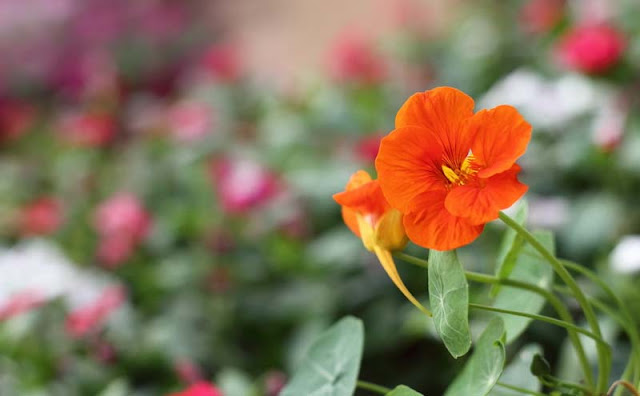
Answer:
[[201, 43, 242, 82], [94, 193, 151, 240], [520, 0, 565, 34], [0, 290, 45, 321], [58, 111, 116, 147], [96, 235, 136, 269], [20, 197, 63, 236], [167, 101, 213, 142], [555, 24, 625, 74], [355, 135, 382, 163], [210, 158, 279, 214], [327, 34, 386, 84], [65, 286, 125, 337], [168, 382, 223, 396]]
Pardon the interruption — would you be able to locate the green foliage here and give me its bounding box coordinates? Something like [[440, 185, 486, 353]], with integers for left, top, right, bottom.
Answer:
[[428, 250, 472, 358], [491, 201, 528, 297], [386, 385, 424, 396], [280, 317, 364, 396], [530, 354, 552, 378], [444, 317, 506, 396], [493, 230, 555, 343], [489, 344, 542, 396]]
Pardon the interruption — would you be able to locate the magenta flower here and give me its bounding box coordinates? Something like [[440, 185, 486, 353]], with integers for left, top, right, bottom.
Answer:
[[556, 24, 625, 74]]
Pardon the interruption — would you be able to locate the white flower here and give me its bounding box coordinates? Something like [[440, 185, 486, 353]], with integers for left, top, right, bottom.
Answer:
[[610, 236, 640, 274]]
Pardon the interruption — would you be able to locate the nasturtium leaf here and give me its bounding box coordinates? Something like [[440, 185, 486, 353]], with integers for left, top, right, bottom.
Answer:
[[493, 230, 554, 343], [530, 353, 551, 377], [386, 385, 424, 396], [428, 250, 471, 358], [490, 201, 528, 297], [280, 316, 364, 396], [444, 317, 507, 396], [489, 344, 543, 396]]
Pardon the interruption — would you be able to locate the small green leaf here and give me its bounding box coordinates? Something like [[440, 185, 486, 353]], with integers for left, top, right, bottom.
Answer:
[[444, 317, 507, 396], [281, 316, 364, 396], [386, 385, 424, 395], [428, 250, 472, 358], [530, 354, 551, 377], [493, 230, 555, 343], [491, 201, 528, 297], [489, 344, 543, 396]]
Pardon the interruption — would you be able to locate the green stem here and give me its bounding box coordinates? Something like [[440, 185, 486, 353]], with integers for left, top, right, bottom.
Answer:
[[469, 303, 609, 347], [499, 212, 611, 394], [356, 380, 391, 395], [394, 252, 594, 388], [494, 381, 546, 396]]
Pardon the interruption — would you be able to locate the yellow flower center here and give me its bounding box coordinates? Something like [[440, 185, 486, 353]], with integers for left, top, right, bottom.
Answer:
[[442, 154, 477, 186]]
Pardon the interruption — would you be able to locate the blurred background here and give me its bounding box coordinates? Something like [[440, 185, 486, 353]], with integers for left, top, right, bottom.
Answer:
[[1, 0, 640, 395]]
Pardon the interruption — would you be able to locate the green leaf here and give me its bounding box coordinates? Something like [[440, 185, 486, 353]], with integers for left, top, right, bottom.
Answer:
[[281, 316, 364, 396], [489, 344, 543, 396], [428, 250, 471, 358], [444, 317, 507, 396], [493, 230, 555, 343], [490, 201, 528, 297], [386, 385, 424, 395], [530, 353, 551, 377]]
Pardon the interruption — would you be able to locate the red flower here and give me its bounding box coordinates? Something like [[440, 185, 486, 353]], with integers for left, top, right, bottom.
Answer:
[[168, 382, 223, 396], [555, 24, 625, 74], [58, 111, 116, 147], [376, 87, 531, 250], [355, 135, 383, 163], [66, 286, 125, 337], [20, 197, 62, 236], [327, 34, 386, 84], [201, 43, 242, 82]]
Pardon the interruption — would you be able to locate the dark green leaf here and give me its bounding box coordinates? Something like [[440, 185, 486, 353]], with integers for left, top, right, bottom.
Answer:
[[386, 385, 424, 396], [493, 230, 555, 343], [530, 354, 551, 377], [491, 201, 528, 297], [428, 250, 472, 358], [444, 317, 507, 396], [489, 344, 543, 396], [281, 316, 364, 396]]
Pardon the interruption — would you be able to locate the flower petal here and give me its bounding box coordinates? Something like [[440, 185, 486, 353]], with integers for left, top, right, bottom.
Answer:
[[341, 206, 361, 237], [402, 190, 484, 250], [468, 105, 532, 178], [444, 164, 528, 225], [395, 87, 476, 167], [333, 179, 389, 218], [376, 126, 447, 212]]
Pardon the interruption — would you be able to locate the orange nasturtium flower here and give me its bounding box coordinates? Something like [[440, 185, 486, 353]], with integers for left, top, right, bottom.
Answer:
[[376, 87, 532, 251], [333, 170, 431, 316]]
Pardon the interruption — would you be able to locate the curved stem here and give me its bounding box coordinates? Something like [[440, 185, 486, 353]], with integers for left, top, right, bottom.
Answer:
[[499, 212, 611, 393], [607, 380, 640, 396], [356, 380, 391, 395], [495, 382, 546, 396], [469, 303, 609, 348], [394, 252, 594, 388]]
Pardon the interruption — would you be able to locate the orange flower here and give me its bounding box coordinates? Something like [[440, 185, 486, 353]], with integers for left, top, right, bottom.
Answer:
[[334, 170, 431, 316], [376, 87, 531, 251]]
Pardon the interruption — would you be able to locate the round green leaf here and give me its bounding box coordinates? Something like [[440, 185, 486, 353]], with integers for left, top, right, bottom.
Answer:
[[386, 385, 424, 396]]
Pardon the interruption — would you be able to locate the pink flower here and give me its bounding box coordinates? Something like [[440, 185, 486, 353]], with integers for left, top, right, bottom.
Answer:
[[0, 290, 45, 321], [65, 286, 125, 337], [520, 0, 565, 34], [201, 43, 242, 82], [555, 24, 625, 74], [210, 158, 278, 214], [168, 382, 223, 396], [355, 135, 382, 163], [0, 99, 35, 142], [96, 235, 136, 269], [20, 197, 62, 236], [94, 193, 151, 241], [327, 34, 386, 84], [167, 101, 213, 142], [58, 111, 116, 147]]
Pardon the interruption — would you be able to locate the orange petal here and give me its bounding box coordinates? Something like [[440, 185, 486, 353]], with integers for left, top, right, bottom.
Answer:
[[444, 164, 528, 225], [402, 190, 484, 250], [468, 105, 532, 178], [334, 170, 374, 238], [373, 246, 431, 316], [341, 206, 361, 237], [333, 179, 389, 218], [395, 87, 475, 167], [375, 126, 448, 212]]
